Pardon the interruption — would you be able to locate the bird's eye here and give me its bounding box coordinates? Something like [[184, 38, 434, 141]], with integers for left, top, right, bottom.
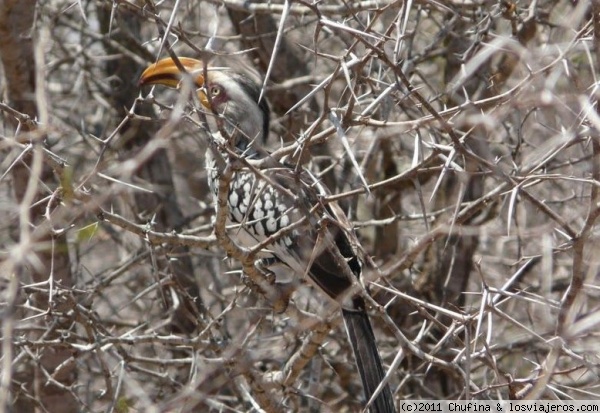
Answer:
[[210, 86, 221, 97]]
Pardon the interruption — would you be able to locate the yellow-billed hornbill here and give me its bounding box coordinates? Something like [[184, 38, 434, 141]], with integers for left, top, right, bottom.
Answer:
[[140, 57, 395, 412]]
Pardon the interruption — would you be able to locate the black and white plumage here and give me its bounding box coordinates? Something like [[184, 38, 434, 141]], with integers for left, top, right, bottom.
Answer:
[[140, 57, 395, 413]]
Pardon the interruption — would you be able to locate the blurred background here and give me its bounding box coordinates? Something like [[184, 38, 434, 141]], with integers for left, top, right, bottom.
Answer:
[[0, 0, 598, 411]]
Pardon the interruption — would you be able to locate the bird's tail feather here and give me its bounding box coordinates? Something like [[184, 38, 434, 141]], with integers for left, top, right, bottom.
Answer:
[[342, 308, 395, 413]]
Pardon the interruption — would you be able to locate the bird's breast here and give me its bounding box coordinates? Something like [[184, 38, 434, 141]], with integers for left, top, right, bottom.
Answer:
[[204, 151, 360, 306], [206, 154, 296, 249]]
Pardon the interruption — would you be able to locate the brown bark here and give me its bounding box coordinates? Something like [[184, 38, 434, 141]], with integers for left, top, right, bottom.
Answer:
[[0, 0, 76, 411], [406, 11, 538, 396], [227, 4, 320, 131], [97, 5, 204, 334], [226, 3, 339, 191]]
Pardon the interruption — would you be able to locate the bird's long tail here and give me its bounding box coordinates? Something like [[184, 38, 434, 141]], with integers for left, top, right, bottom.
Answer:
[[342, 308, 395, 413]]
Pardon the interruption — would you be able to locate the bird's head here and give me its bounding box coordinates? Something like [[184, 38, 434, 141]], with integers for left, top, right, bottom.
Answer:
[[140, 57, 270, 149]]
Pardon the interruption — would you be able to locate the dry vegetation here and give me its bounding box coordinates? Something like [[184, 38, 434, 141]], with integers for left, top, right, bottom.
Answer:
[[1, 0, 599, 412]]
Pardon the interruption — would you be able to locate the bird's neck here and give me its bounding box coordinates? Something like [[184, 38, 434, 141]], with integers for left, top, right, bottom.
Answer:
[[219, 126, 264, 162]]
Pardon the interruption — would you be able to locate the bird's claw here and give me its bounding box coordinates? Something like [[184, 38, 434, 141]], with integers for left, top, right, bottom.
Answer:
[[255, 257, 279, 285]]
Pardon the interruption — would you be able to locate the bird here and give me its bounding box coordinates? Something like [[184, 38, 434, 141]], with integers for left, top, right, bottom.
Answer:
[[140, 56, 395, 413]]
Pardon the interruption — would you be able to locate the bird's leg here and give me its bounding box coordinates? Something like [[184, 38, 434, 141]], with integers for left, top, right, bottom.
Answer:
[[239, 257, 292, 313], [239, 260, 272, 294], [253, 257, 296, 313], [254, 257, 278, 285]]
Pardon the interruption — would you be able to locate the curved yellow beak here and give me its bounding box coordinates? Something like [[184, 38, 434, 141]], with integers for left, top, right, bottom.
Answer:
[[139, 57, 206, 97]]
